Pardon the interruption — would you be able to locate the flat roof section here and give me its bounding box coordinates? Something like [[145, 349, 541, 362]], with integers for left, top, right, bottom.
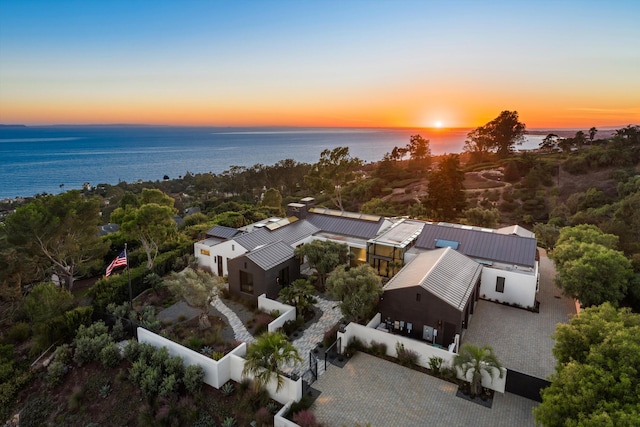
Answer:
[[371, 220, 425, 248]]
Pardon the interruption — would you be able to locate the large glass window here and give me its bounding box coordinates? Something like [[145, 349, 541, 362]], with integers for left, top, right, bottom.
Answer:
[[496, 276, 505, 293], [240, 271, 254, 294]]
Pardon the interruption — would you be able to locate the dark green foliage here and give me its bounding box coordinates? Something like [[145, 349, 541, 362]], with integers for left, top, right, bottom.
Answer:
[[73, 321, 113, 366], [6, 322, 30, 343], [184, 364, 205, 394], [368, 341, 387, 357], [326, 264, 382, 324], [535, 303, 640, 426], [99, 342, 122, 368], [425, 154, 466, 221], [18, 394, 55, 427]]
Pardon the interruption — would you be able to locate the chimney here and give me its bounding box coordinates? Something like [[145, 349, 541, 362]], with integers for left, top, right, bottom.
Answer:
[[287, 197, 315, 219]]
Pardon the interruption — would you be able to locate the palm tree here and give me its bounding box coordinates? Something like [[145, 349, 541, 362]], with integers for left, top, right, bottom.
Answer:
[[589, 127, 598, 142], [453, 344, 503, 397], [242, 332, 302, 391]]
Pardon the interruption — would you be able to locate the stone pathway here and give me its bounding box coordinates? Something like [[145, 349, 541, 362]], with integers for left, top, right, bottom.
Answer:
[[211, 298, 256, 344], [285, 294, 343, 377]]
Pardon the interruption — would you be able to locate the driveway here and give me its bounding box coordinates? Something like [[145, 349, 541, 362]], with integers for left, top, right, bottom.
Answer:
[[462, 248, 576, 379], [312, 352, 536, 427]]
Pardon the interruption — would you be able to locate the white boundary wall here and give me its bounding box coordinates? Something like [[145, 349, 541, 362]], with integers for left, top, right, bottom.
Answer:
[[258, 294, 297, 333], [274, 402, 300, 427], [137, 327, 303, 404], [337, 321, 506, 393]]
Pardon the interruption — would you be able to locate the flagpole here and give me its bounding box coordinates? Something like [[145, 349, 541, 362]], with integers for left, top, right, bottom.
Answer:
[[125, 243, 132, 309]]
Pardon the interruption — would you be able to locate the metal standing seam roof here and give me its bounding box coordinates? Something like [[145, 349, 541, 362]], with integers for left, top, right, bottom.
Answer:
[[414, 223, 537, 268], [305, 212, 386, 240], [234, 219, 320, 251], [244, 241, 295, 271], [206, 225, 242, 239], [384, 247, 482, 311]]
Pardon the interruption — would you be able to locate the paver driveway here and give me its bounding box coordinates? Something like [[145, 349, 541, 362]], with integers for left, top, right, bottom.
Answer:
[[312, 352, 536, 427], [462, 248, 576, 379]]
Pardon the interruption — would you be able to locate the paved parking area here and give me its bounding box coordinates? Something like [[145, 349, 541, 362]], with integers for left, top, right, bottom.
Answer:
[[462, 248, 576, 379], [312, 352, 536, 427]]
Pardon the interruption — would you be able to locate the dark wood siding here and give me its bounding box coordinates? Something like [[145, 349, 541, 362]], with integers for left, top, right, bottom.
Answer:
[[228, 254, 301, 303]]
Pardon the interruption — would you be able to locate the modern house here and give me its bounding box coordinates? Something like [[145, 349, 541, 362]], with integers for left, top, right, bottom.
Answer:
[[412, 222, 539, 309], [194, 199, 539, 314], [379, 247, 482, 348]]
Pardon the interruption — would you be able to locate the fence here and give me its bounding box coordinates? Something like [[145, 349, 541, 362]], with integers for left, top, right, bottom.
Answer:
[[258, 293, 297, 333], [137, 327, 302, 405], [338, 319, 507, 393], [505, 368, 550, 402]]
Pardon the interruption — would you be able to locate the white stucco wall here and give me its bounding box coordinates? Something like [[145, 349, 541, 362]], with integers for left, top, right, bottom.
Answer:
[[195, 239, 247, 276], [479, 263, 538, 309], [257, 294, 297, 333]]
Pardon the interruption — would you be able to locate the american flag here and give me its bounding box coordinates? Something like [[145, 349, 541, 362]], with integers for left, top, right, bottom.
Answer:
[[106, 250, 127, 276]]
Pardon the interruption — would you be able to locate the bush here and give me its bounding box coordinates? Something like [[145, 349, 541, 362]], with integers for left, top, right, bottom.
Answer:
[[293, 410, 320, 427], [158, 374, 178, 398], [45, 360, 67, 386], [288, 394, 314, 416], [6, 322, 30, 343], [183, 364, 205, 394], [123, 340, 141, 362], [73, 321, 114, 367], [368, 341, 387, 357], [99, 342, 122, 368], [395, 342, 419, 367], [428, 356, 443, 375]]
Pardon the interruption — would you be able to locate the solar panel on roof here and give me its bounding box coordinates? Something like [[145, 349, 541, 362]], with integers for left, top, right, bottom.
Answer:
[[435, 239, 460, 250]]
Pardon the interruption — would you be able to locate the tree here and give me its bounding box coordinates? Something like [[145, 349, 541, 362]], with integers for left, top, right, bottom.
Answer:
[[588, 126, 598, 142], [540, 133, 558, 151], [453, 344, 503, 397], [304, 146, 363, 211], [261, 188, 283, 209], [534, 303, 640, 426], [294, 240, 349, 287], [165, 268, 224, 330], [110, 189, 177, 270], [24, 281, 75, 349], [551, 225, 633, 307], [279, 279, 317, 317], [425, 154, 466, 221], [464, 110, 526, 158], [463, 207, 500, 228], [573, 130, 587, 147], [4, 191, 109, 290], [326, 264, 382, 324], [242, 332, 302, 391], [406, 134, 431, 172]]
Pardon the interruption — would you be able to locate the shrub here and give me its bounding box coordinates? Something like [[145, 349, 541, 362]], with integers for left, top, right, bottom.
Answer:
[[45, 360, 67, 386], [164, 355, 185, 378], [212, 351, 225, 361], [428, 356, 443, 375], [139, 366, 161, 399], [221, 381, 235, 397], [293, 410, 320, 427], [54, 343, 73, 364], [99, 342, 122, 368], [111, 319, 126, 342], [158, 374, 178, 399], [221, 417, 237, 427], [288, 394, 314, 417], [395, 342, 419, 367], [73, 321, 113, 367], [6, 322, 30, 343], [368, 341, 387, 357], [123, 340, 141, 362], [183, 364, 204, 394]]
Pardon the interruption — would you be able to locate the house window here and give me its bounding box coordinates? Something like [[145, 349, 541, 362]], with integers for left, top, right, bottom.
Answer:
[[200, 249, 210, 256], [416, 293, 421, 302], [496, 276, 505, 293], [240, 271, 254, 294], [232, 244, 235, 251]]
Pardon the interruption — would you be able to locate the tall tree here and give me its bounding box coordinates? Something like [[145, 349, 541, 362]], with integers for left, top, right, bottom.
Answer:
[[242, 332, 302, 391], [551, 225, 633, 307], [464, 110, 526, 158], [110, 189, 177, 270], [4, 191, 109, 291], [453, 344, 503, 397], [535, 303, 640, 426], [326, 264, 382, 324], [540, 133, 558, 151], [406, 134, 431, 172], [425, 154, 466, 221], [261, 188, 283, 209], [294, 240, 349, 287], [588, 126, 598, 142], [304, 146, 362, 211]]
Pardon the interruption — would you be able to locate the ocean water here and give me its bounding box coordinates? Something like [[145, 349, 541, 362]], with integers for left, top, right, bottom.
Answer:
[[0, 126, 543, 199]]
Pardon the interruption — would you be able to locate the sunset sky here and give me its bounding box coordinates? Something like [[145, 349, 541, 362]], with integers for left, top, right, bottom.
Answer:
[[1, 0, 638, 129]]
